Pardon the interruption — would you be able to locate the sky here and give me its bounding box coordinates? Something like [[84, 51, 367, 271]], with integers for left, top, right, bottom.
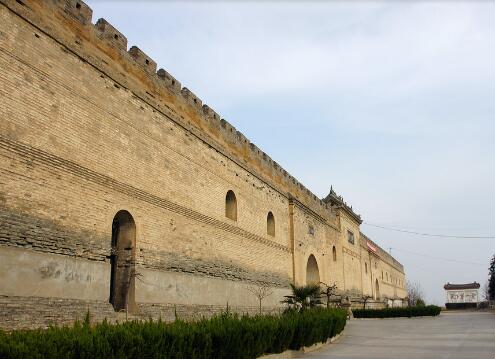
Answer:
[[86, 0, 495, 305]]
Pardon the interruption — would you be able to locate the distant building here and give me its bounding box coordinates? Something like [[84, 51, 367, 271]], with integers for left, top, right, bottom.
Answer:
[[444, 282, 480, 309]]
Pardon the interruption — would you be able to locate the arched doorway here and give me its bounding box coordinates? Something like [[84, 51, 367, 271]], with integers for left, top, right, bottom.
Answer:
[[375, 279, 380, 300], [306, 254, 320, 285], [110, 210, 137, 313]]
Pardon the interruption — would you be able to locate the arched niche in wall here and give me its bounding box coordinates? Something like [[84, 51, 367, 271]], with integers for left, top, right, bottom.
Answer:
[[225, 190, 237, 221], [267, 211, 275, 236], [375, 279, 380, 300], [110, 210, 137, 313], [332, 246, 337, 261], [306, 254, 320, 285]]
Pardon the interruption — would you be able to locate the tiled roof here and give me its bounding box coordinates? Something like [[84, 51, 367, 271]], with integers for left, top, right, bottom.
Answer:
[[443, 282, 480, 290]]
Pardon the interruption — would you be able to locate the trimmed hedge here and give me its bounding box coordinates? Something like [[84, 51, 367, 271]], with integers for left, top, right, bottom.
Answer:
[[0, 308, 347, 359], [445, 303, 477, 310], [353, 305, 441, 318]]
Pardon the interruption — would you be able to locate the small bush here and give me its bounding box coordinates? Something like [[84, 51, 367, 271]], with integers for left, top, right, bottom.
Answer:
[[0, 308, 346, 359], [415, 299, 425, 307], [353, 305, 441, 319]]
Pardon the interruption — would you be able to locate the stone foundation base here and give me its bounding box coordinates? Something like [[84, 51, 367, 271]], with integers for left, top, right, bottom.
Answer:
[[0, 295, 281, 331]]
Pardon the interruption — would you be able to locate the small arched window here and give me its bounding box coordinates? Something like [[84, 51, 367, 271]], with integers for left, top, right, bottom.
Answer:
[[332, 246, 337, 261], [365, 262, 368, 274], [225, 190, 237, 221], [267, 211, 275, 236]]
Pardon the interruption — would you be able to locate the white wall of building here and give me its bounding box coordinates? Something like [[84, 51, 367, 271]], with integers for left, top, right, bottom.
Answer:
[[445, 289, 479, 304]]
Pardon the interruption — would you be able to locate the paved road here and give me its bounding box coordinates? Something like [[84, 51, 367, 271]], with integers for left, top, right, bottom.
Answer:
[[296, 311, 495, 359]]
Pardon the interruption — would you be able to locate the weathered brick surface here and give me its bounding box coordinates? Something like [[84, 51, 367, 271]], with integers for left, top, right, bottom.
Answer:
[[0, 207, 109, 262], [0, 295, 117, 332], [0, 0, 406, 330], [0, 295, 280, 332]]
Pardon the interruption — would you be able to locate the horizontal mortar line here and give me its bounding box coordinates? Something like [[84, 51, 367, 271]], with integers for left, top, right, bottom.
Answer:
[[136, 262, 288, 287], [0, 5, 330, 222], [0, 143, 290, 252], [0, 136, 291, 253], [0, 48, 287, 216], [0, 167, 38, 181]]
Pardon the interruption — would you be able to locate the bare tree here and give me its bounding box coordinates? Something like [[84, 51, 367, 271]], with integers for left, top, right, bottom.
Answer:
[[319, 282, 338, 308], [406, 280, 424, 307], [362, 294, 373, 309], [247, 283, 273, 314]]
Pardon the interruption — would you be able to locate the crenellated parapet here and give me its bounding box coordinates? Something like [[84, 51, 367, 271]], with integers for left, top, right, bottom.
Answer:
[[0, 0, 333, 222], [1, 0, 334, 222]]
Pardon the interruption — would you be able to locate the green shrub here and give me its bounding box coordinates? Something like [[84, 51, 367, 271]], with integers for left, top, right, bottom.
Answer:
[[0, 308, 346, 359], [415, 299, 426, 307], [353, 305, 441, 319]]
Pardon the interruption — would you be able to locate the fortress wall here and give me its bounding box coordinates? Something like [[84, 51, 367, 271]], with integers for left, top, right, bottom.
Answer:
[[0, 2, 291, 249], [360, 251, 374, 297], [0, 0, 407, 329], [291, 201, 339, 287], [360, 235, 406, 299], [339, 212, 363, 293], [0, 0, 332, 221], [324, 222, 344, 289], [0, 129, 291, 300], [0, 0, 298, 323], [368, 238, 404, 273], [376, 265, 406, 300], [359, 239, 376, 298], [361, 248, 406, 300]]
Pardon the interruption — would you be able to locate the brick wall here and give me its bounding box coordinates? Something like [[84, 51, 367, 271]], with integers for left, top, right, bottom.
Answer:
[[0, 0, 406, 330]]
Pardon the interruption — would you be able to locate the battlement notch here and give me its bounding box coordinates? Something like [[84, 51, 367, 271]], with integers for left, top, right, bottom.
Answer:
[[59, 0, 92, 26], [129, 46, 157, 74], [156, 68, 181, 92], [95, 18, 127, 51], [181, 87, 202, 109]]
